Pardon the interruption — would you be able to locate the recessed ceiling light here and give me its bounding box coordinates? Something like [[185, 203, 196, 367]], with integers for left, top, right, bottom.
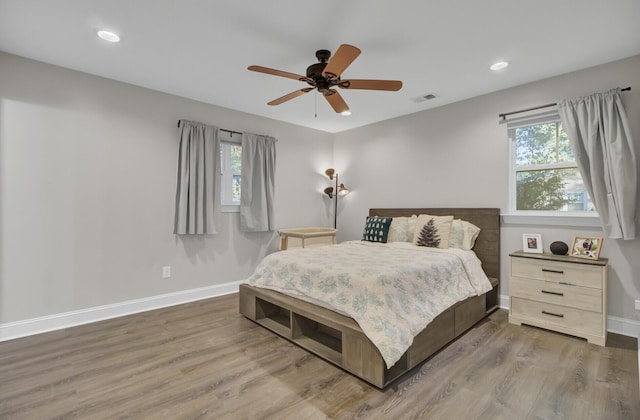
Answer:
[[341, 110, 352, 116], [490, 61, 509, 71], [97, 30, 120, 43]]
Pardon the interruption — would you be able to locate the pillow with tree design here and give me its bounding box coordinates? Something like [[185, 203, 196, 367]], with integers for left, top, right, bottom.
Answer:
[[361, 216, 392, 243], [413, 214, 454, 248]]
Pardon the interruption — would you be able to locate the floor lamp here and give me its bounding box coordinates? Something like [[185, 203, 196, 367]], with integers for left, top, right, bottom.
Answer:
[[323, 168, 349, 229]]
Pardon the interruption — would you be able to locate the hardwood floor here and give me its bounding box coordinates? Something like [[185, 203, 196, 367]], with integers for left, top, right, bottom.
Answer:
[[1, 294, 638, 419]]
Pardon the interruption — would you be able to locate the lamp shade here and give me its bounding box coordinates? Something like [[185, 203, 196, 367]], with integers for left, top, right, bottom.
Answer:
[[325, 168, 335, 180], [323, 186, 334, 198], [338, 183, 349, 196]]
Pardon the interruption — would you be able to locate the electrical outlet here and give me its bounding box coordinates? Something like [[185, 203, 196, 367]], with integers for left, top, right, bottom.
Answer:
[[635, 299, 640, 311], [162, 266, 171, 279]]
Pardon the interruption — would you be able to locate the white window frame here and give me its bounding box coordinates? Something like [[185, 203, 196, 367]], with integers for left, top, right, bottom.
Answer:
[[504, 111, 600, 227], [220, 131, 241, 213]]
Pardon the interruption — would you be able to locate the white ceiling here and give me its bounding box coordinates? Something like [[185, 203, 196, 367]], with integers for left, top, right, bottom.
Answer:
[[1, 1, 639, 133]]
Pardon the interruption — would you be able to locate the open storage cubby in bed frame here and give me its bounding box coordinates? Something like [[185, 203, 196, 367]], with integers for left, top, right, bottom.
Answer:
[[239, 208, 500, 388]]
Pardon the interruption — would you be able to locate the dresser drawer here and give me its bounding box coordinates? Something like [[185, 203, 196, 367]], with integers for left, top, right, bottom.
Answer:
[[511, 257, 602, 289], [511, 297, 603, 337], [510, 277, 602, 312]]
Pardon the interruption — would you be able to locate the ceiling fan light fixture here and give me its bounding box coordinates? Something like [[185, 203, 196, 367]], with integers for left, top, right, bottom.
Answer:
[[97, 30, 120, 43], [341, 110, 351, 116], [490, 61, 509, 71]]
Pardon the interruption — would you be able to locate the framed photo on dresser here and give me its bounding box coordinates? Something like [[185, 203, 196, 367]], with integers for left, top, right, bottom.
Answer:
[[522, 233, 543, 253], [570, 236, 603, 260]]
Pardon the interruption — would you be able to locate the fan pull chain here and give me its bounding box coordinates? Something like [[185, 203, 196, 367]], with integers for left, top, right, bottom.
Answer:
[[315, 90, 318, 118]]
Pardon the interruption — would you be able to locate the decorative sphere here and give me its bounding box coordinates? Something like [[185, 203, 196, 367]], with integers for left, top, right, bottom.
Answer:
[[550, 241, 568, 255]]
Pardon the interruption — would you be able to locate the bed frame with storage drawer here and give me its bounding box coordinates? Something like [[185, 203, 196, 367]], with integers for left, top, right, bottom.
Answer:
[[239, 208, 500, 388]]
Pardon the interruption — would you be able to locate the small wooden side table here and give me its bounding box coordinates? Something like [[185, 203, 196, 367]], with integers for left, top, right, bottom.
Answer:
[[278, 227, 337, 250]]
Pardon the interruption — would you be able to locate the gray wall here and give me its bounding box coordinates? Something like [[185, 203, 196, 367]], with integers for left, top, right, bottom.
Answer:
[[2, 50, 639, 328], [334, 55, 640, 323], [0, 52, 334, 323]]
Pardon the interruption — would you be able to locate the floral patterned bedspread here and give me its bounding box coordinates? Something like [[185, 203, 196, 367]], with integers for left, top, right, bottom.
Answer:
[[246, 241, 492, 368]]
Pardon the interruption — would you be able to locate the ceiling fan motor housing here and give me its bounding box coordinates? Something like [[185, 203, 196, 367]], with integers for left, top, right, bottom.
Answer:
[[306, 62, 327, 80], [307, 65, 334, 92], [315, 49, 331, 62]]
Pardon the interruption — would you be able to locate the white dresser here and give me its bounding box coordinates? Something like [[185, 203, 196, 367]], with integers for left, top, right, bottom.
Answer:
[[509, 250, 608, 346]]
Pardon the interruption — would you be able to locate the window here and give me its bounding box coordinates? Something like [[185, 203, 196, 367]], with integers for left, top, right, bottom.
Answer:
[[220, 132, 241, 211], [508, 113, 595, 214]]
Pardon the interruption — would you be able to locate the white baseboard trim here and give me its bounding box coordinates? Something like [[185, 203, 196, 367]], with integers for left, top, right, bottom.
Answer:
[[499, 294, 510, 310], [499, 294, 640, 339], [0, 281, 243, 342], [4, 287, 640, 343], [607, 315, 640, 338]]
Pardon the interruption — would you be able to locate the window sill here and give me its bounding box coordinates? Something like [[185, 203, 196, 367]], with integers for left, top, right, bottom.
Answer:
[[501, 214, 601, 228], [222, 205, 240, 213]]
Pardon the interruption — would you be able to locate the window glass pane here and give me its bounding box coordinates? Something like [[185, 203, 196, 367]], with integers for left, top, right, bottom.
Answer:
[[232, 175, 241, 203], [516, 167, 594, 211], [230, 145, 242, 172], [556, 125, 573, 163], [220, 142, 242, 207], [515, 122, 574, 166]]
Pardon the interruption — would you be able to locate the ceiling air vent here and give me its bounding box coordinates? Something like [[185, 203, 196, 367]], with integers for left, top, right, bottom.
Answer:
[[412, 93, 438, 103]]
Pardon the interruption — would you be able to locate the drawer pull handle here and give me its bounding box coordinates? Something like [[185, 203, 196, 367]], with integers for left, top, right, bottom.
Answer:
[[541, 290, 564, 296], [558, 281, 575, 286], [541, 268, 564, 274], [541, 310, 564, 318]]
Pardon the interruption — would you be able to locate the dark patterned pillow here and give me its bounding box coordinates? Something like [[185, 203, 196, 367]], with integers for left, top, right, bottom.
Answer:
[[361, 216, 392, 243]]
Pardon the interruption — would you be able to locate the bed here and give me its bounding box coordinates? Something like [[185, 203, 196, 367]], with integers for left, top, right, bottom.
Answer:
[[239, 208, 500, 388]]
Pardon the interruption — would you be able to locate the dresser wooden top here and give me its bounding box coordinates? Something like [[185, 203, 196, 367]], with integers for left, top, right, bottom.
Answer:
[[509, 250, 608, 266]]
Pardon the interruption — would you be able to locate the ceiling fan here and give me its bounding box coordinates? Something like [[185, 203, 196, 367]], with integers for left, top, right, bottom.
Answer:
[[248, 44, 402, 114]]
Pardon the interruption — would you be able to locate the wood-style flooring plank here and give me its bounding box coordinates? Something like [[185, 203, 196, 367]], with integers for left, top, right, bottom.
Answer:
[[1, 294, 638, 419]]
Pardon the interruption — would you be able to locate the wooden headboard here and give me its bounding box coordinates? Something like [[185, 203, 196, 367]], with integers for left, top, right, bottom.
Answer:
[[369, 208, 500, 280]]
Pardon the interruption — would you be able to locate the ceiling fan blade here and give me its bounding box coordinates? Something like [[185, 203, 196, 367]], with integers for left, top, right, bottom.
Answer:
[[323, 89, 349, 113], [339, 79, 403, 91], [268, 88, 313, 105], [248, 65, 310, 82], [322, 44, 361, 80]]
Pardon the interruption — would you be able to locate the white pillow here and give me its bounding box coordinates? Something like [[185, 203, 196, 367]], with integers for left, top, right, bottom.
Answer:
[[461, 220, 481, 250], [449, 220, 465, 249], [449, 219, 481, 250], [387, 215, 418, 242], [407, 215, 418, 242], [413, 214, 454, 248]]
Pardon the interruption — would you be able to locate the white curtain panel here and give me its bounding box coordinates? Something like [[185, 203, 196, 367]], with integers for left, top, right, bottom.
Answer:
[[558, 88, 637, 239], [240, 133, 276, 232], [173, 120, 221, 235]]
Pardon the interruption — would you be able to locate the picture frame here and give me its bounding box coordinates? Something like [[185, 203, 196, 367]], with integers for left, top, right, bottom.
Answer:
[[570, 236, 603, 260], [522, 233, 543, 253]]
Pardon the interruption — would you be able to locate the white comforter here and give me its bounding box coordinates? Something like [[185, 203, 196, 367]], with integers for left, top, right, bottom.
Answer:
[[246, 241, 492, 368]]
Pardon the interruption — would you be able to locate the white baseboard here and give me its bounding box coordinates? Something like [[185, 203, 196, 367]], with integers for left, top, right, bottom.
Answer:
[[4, 287, 639, 343], [499, 294, 511, 310], [607, 315, 640, 338], [499, 294, 640, 339], [0, 281, 243, 342]]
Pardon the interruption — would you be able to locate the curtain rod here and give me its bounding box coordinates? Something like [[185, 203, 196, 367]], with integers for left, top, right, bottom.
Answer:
[[498, 86, 631, 123], [177, 120, 243, 136]]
